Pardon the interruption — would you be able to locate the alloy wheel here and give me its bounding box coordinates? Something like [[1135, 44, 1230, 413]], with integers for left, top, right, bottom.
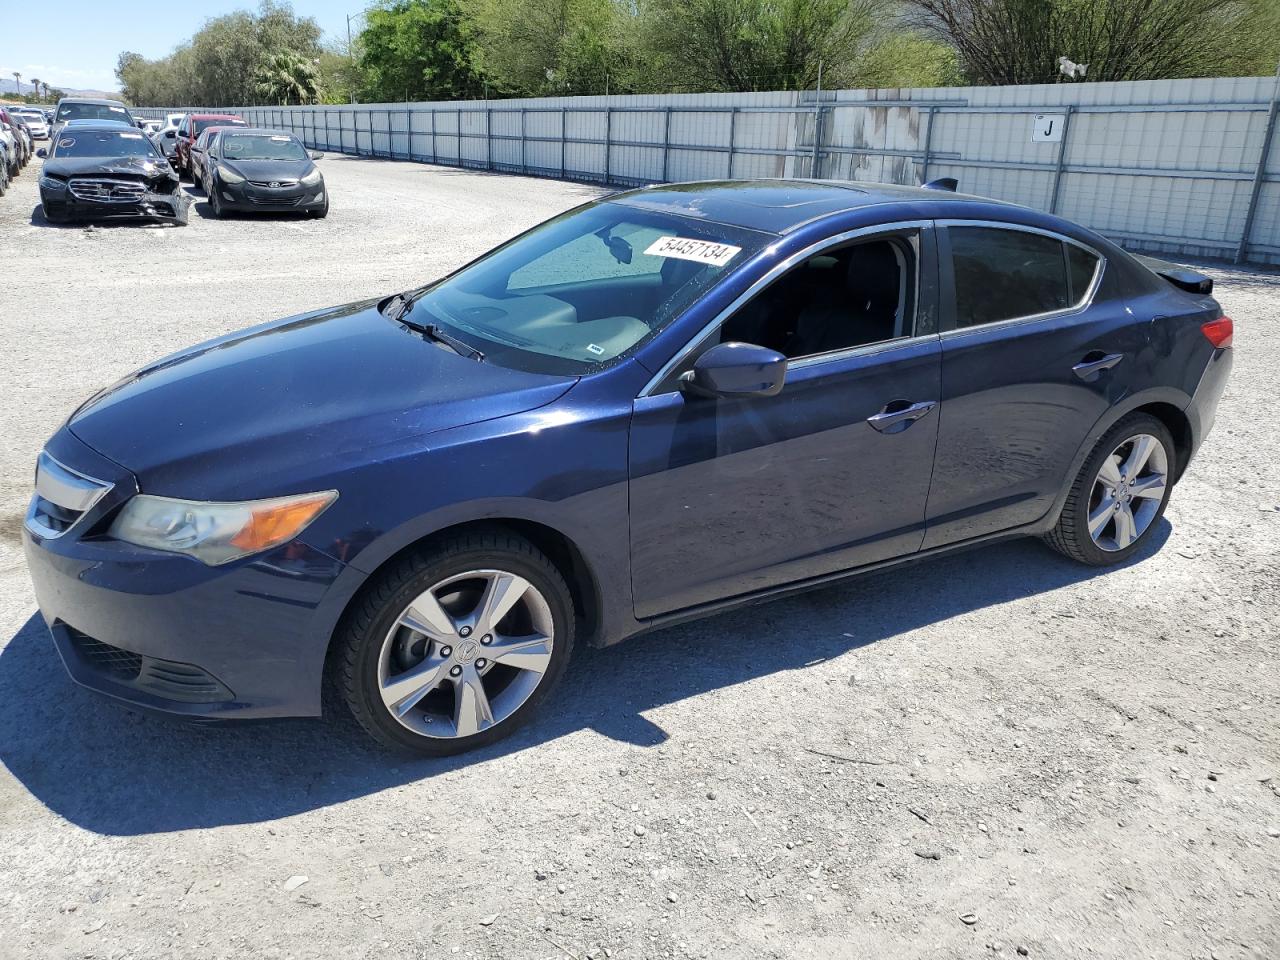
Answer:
[[1087, 433, 1169, 552], [377, 569, 555, 739]]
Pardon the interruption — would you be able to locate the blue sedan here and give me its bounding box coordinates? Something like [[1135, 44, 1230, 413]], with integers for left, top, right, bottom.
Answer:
[[23, 180, 1233, 754]]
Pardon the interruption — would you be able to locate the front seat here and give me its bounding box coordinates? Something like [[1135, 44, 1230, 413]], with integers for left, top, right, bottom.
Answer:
[[786, 242, 902, 357]]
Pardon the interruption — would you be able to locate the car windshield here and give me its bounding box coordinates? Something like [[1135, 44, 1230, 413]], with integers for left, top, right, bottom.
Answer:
[[56, 102, 129, 123], [405, 203, 770, 375], [220, 133, 307, 161], [194, 118, 245, 135], [53, 129, 156, 159]]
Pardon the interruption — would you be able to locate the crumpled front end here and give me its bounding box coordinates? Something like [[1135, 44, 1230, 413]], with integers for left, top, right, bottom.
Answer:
[[41, 172, 190, 225]]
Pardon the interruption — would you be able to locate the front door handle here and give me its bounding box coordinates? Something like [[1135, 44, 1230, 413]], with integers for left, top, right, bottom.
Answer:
[[866, 399, 937, 434], [1072, 351, 1123, 382]]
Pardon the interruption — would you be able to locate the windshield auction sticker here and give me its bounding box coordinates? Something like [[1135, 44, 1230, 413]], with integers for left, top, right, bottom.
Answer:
[[644, 236, 742, 267]]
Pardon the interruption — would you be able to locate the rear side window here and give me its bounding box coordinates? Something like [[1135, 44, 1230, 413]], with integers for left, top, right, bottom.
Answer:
[[949, 226, 1070, 328], [1067, 243, 1101, 303]]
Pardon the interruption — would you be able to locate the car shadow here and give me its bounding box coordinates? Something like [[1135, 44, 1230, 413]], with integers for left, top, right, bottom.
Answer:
[[0, 523, 1169, 836]]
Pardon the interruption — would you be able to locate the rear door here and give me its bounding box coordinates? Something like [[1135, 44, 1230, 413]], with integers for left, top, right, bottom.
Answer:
[[923, 221, 1146, 547]]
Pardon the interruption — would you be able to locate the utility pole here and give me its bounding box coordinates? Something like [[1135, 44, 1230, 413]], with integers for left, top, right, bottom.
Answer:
[[346, 13, 358, 104]]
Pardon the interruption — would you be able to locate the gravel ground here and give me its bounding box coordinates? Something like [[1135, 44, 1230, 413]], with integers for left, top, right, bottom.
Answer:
[[0, 156, 1276, 960]]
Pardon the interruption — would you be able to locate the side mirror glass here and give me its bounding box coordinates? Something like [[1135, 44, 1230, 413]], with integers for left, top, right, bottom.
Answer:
[[680, 342, 787, 400], [309, 150, 324, 160], [36, 148, 47, 158]]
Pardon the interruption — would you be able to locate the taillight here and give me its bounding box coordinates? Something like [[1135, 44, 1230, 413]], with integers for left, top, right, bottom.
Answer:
[[1201, 316, 1233, 348]]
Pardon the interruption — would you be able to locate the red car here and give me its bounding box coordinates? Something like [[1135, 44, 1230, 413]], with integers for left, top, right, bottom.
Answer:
[[174, 113, 246, 179]]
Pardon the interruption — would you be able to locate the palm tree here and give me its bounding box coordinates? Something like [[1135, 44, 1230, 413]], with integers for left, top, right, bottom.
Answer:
[[12, 72, 20, 96], [30, 78, 41, 101], [253, 52, 320, 106]]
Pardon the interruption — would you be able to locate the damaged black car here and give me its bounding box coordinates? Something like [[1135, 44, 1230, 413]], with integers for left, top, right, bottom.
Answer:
[[37, 121, 190, 226]]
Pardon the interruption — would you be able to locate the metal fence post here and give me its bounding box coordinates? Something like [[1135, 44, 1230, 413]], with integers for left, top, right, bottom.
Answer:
[[811, 101, 822, 178], [520, 107, 526, 174], [486, 106, 492, 170], [1237, 84, 1279, 264], [920, 106, 937, 183], [560, 109, 566, 178], [430, 109, 437, 164], [604, 107, 612, 184], [662, 108, 671, 182], [1048, 104, 1076, 214], [727, 107, 737, 179]]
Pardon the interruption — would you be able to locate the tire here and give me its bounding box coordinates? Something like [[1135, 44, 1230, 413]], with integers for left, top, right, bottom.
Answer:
[[209, 188, 226, 219], [334, 528, 576, 756], [308, 196, 329, 219], [1044, 412, 1175, 566]]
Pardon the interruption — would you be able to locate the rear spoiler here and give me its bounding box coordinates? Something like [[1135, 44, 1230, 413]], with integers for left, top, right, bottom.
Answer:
[[1135, 255, 1213, 296]]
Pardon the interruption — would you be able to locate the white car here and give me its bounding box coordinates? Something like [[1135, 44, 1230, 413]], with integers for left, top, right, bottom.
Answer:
[[17, 109, 49, 139], [164, 112, 185, 131]]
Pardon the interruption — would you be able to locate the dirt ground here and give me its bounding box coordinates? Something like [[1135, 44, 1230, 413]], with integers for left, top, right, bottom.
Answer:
[[0, 156, 1276, 960]]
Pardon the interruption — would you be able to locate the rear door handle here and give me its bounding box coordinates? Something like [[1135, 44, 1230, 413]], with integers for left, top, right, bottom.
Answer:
[[866, 399, 937, 434], [1072, 352, 1123, 382]]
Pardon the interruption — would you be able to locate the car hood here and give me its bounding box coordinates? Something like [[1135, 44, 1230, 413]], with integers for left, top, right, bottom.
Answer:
[[220, 158, 316, 182], [67, 300, 576, 499], [43, 155, 177, 181]]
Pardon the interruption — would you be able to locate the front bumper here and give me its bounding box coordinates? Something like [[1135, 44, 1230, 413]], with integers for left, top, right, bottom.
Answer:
[[23, 429, 348, 719], [215, 179, 326, 213], [40, 182, 189, 224]]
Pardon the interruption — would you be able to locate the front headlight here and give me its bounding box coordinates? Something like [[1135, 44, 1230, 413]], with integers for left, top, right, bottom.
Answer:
[[300, 167, 322, 187], [217, 164, 245, 185], [109, 490, 337, 565], [39, 175, 64, 190]]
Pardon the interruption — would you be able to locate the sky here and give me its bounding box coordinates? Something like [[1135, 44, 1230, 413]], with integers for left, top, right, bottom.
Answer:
[[0, 0, 358, 93]]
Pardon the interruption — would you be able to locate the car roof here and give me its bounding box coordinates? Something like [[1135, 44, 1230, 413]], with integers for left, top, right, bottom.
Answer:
[[190, 113, 245, 120], [218, 127, 300, 137], [61, 119, 136, 130], [57, 97, 126, 106], [609, 179, 1016, 235]]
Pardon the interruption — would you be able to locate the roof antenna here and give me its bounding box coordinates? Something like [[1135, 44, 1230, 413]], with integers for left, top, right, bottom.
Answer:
[[923, 177, 958, 192]]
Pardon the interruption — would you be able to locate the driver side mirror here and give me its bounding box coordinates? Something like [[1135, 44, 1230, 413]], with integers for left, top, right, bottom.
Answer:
[[310, 150, 324, 160], [164, 129, 176, 139], [36, 148, 46, 158], [680, 342, 787, 399]]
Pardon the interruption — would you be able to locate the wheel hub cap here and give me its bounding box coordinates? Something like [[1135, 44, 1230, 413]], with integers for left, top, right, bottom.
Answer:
[[1087, 432, 1168, 552]]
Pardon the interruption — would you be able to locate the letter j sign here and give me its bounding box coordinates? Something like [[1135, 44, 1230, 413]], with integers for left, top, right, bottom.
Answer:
[[1032, 114, 1066, 143]]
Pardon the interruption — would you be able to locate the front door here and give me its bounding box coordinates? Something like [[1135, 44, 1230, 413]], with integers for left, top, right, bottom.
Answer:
[[628, 227, 942, 619]]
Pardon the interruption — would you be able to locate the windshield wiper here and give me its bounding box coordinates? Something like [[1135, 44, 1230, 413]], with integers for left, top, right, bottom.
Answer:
[[382, 293, 413, 322], [422, 324, 485, 362]]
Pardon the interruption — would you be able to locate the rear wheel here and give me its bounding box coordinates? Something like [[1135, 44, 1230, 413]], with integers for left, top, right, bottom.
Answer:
[[335, 529, 575, 755], [1044, 413, 1174, 565]]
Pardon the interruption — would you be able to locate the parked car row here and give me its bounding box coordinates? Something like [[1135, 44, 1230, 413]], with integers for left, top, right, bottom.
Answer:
[[27, 98, 329, 226], [0, 104, 47, 196]]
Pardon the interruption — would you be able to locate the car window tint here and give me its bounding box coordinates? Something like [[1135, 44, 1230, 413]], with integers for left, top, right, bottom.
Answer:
[[950, 227, 1069, 327], [719, 236, 916, 360], [1067, 243, 1101, 304]]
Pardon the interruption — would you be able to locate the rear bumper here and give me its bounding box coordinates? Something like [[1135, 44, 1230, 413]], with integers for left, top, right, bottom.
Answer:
[[1185, 345, 1232, 466], [22, 429, 349, 720]]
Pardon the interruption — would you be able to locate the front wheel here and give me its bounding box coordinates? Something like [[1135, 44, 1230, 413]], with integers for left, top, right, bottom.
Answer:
[[1044, 413, 1175, 565], [334, 529, 575, 755], [209, 187, 226, 219]]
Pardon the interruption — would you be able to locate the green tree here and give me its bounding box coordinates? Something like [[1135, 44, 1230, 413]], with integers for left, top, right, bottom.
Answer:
[[255, 50, 321, 103], [911, 0, 1280, 85], [359, 0, 484, 101], [635, 0, 887, 92], [115, 1, 323, 106], [462, 0, 636, 96]]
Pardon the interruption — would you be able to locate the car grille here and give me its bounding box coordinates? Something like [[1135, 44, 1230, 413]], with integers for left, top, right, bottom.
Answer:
[[248, 179, 299, 188], [69, 630, 144, 680], [26, 452, 113, 538], [66, 627, 235, 703], [67, 177, 146, 203], [249, 195, 302, 207]]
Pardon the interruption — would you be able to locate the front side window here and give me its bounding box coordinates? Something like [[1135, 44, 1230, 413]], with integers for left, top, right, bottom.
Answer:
[[402, 202, 770, 375], [717, 235, 918, 360], [949, 226, 1071, 328], [194, 118, 245, 136]]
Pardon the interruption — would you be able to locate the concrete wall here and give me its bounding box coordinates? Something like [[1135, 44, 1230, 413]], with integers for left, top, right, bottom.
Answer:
[[141, 77, 1280, 265]]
